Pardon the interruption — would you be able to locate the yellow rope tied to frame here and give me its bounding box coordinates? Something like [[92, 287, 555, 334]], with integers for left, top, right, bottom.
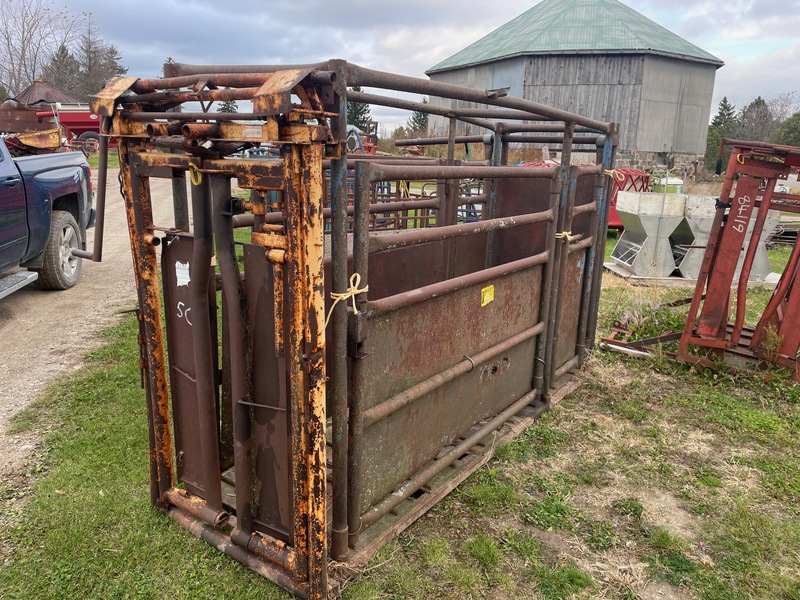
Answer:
[[188, 163, 203, 186], [555, 230, 575, 242], [324, 273, 369, 329], [603, 169, 625, 182], [398, 179, 410, 198]]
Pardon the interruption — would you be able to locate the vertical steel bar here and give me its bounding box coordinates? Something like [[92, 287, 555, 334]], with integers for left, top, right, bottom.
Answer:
[[284, 145, 308, 579], [189, 173, 224, 510], [348, 161, 371, 549], [330, 75, 350, 560], [447, 117, 456, 165], [484, 128, 502, 268], [118, 142, 174, 504], [583, 135, 616, 352], [532, 168, 562, 395], [499, 127, 510, 166], [284, 141, 329, 594], [542, 123, 575, 394], [211, 175, 254, 537], [548, 164, 579, 384], [171, 166, 190, 231], [302, 143, 328, 599]]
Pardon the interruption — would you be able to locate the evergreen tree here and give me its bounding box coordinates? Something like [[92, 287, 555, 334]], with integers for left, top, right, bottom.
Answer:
[[347, 86, 372, 131], [406, 97, 429, 135], [40, 44, 81, 100], [711, 96, 736, 127], [74, 20, 126, 100], [217, 99, 238, 113], [772, 112, 800, 147], [0, 82, 10, 103], [735, 96, 774, 141]]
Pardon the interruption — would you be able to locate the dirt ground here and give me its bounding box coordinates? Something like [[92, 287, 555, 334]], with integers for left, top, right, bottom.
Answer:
[[0, 169, 176, 477]]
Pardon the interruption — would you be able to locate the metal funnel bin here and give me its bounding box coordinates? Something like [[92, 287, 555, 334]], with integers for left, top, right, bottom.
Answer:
[[677, 196, 777, 280], [611, 192, 686, 277], [611, 192, 776, 280]]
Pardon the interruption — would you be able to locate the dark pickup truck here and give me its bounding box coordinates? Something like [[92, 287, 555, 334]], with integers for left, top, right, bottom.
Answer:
[[0, 138, 94, 299]]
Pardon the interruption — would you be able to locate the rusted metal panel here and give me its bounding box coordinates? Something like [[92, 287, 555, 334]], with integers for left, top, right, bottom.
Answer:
[[553, 251, 586, 369], [492, 177, 554, 264], [353, 266, 542, 509], [243, 244, 293, 543], [90, 76, 139, 116], [161, 236, 220, 498]]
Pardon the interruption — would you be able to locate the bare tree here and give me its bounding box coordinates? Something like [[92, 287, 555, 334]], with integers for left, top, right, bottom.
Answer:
[[0, 0, 80, 96], [768, 92, 800, 125]]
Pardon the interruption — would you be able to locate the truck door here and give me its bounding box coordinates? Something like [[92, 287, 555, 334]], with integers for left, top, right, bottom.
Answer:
[[0, 145, 27, 272]]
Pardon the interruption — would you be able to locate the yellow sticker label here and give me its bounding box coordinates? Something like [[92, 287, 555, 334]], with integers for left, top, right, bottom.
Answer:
[[481, 285, 495, 307]]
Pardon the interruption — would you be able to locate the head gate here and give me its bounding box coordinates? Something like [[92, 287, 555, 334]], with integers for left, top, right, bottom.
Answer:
[[91, 59, 617, 599]]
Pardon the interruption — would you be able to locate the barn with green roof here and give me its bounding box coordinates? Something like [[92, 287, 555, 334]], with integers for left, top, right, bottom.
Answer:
[[426, 0, 723, 160]]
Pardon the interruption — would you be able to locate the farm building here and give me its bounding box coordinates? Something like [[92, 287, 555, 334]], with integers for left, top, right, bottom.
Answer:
[[426, 0, 723, 166], [0, 80, 81, 134]]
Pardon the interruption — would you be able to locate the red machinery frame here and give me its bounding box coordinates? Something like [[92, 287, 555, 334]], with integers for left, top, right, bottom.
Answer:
[[677, 139, 800, 379]]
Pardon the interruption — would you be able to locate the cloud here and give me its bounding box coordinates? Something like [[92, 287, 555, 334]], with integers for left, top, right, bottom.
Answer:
[[52, 0, 800, 128]]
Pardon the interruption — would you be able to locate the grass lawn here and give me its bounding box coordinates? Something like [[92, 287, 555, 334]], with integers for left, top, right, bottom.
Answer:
[[86, 148, 121, 170], [2, 252, 799, 598]]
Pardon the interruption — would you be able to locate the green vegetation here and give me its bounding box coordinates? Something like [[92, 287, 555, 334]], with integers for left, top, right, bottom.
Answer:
[[2, 257, 799, 599], [86, 148, 121, 169]]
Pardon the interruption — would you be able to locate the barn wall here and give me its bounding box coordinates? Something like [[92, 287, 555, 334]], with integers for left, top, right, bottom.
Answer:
[[428, 57, 527, 137], [637, 55, 716, 154], [427, 53, 717, 156], [523, 54, 644, 150]]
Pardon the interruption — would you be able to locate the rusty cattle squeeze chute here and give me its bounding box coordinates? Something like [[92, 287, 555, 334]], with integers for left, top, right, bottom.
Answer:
[[89, 60, 617, 598]]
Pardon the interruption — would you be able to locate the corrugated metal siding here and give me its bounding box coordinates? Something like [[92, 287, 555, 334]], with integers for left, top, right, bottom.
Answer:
[[637, 56, 716, 153]]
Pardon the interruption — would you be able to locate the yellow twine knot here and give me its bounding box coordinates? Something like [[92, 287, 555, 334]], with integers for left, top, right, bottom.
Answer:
[[603, 169, 625, 182], [398, 180, 410, 198], [555, 230, 574, 242], [324, 273, 369, 329], [188, 163, 203, 186]]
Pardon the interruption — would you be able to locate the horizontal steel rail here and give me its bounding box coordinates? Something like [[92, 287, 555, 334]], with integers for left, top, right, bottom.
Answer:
[[368, 209, 553, 253], [368, 251, 549, 316], [363, 323, 545, 427]]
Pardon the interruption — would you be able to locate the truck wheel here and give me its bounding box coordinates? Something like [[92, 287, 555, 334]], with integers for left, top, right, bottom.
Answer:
[[34, 210, 83, 290], [78, 131, 100, 153]]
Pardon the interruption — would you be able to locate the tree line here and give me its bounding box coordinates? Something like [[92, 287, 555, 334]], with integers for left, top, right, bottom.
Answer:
[[0, 0, 126, 104], [705, 92, 800, 171], [346, 87, 429, 138]]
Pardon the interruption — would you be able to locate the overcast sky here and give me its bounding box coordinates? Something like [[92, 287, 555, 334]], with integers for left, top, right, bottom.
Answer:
[[60, 0, 800, 129]]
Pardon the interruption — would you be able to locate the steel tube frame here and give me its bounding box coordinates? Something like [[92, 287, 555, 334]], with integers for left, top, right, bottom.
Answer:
[[368, 251, 550, 316], [211, 175, 255, 537], [347, 162, 371, 549], [347, 64, 611, 132], [328, 63, 351, 561], [98, 59, 616, 600], [118, 141, 174, 505]]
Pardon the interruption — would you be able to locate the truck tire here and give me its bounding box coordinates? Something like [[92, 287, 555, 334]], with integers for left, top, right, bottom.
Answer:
[[78, 131, 100, 153], [34, 210, 83, 290]]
